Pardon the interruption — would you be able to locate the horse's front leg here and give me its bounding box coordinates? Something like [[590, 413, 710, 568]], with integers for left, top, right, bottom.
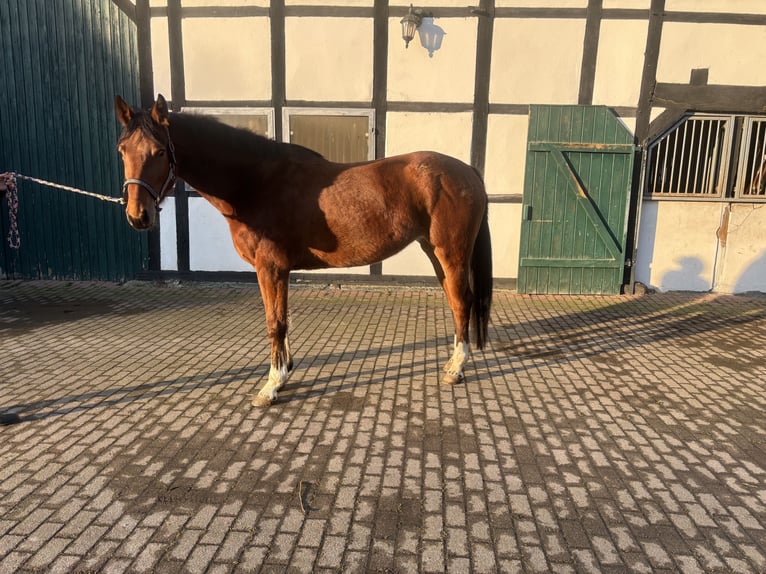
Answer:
[[252, 265, 292, 408]]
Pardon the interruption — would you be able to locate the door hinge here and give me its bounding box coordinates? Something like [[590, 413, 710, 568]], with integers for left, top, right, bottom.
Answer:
[[523, 204, 533, 221]]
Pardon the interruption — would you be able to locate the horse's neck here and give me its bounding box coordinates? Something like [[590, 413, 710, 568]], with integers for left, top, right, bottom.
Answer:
[[168, 115, 277, 205]]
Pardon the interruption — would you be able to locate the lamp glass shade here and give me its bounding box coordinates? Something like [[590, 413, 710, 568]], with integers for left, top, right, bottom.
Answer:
[[401, 16, 419, 48]]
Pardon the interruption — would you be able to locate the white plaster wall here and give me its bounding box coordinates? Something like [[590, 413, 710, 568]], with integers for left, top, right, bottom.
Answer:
[[592, 19, 648, 108], [657, 23, 766, 86], [489, 203, 521, 279], [635, 201, 723, 292], [188, 198, 253, 272], [618, 116, 637, 136], [285, 18, 373, 102], [490, 19, 584, 105], [382, 243, 433, 276], [150, 17, 171, 99], [715, 205, 766, 293], [603, 0, 648, 8], [385, 111, 472, 161], [159, 198, 177, 272], [495, 0, 586, 6], [179, 0, 268, 5], [485, 114, 528, 197], [390, 0, 486, 7], [286, 0, 367, 5], [387, 17, 476, 103], [665, 0, 766, 14], [182, 18, 272, 101]]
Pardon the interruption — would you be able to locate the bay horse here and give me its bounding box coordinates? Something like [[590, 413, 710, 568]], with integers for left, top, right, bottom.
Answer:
[[115, 95, 492, 407]]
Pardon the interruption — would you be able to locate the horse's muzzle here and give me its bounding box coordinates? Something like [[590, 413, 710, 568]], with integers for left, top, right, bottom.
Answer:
[[126, 208, 152, 230]]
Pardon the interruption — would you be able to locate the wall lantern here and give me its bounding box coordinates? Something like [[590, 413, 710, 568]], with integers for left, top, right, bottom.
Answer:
[[401, 5, 432, 49]]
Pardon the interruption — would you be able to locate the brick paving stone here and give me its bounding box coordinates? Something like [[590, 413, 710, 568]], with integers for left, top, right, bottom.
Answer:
[[2, 282, 766, 572]]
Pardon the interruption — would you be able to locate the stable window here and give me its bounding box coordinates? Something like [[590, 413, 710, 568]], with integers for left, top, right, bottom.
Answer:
[[645, 113, 766, 201], [734, 117, 766, 198], [282, 108, 374, 162]]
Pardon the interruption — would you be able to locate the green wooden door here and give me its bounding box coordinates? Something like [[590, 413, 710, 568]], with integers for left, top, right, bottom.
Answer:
[[0, 0, 146, 281], [518, 106, 636, 295]]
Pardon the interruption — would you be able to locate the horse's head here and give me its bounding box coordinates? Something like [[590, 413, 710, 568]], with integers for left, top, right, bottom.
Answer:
[[115, 94, 176, 230]]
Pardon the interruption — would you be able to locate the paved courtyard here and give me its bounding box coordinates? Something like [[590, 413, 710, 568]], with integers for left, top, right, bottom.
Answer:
[[1, 279, 766, 573]]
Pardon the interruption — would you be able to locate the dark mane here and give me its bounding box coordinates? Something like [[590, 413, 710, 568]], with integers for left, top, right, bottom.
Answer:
[[119, 108, 324, 164], [175, 112, 324, 164]]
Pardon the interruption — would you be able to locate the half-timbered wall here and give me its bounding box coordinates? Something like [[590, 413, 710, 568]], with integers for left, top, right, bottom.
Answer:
[[139, 0, 766, 292]]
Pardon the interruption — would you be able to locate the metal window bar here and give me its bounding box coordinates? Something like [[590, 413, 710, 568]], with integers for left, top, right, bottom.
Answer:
[[735, 117, 766, 198], [646, 115, 732, 198]]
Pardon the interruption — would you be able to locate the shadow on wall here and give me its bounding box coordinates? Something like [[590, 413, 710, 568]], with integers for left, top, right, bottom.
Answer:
[[735, 250, 766, 294], [656, 252, 766, 294], [660, 256, 712, 293], [418, 18, 446, 57]]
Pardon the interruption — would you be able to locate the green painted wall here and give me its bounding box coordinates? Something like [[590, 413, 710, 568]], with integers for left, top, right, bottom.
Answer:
[[0, 0, 146, 280]]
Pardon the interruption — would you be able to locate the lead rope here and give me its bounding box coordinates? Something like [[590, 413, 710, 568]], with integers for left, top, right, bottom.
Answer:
[[0, 171, 125, 250], [1, 173, 20, 249]]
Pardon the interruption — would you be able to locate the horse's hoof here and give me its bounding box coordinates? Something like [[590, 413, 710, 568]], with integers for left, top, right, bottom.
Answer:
[[251, 394, 274, 408], [442, 372, 463, 385]]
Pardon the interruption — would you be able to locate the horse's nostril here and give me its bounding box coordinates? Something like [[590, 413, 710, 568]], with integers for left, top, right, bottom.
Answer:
[[139, 210, 150, 225]]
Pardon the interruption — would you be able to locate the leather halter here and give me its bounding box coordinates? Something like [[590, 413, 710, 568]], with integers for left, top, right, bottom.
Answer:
[[121, 127, 177, 212]]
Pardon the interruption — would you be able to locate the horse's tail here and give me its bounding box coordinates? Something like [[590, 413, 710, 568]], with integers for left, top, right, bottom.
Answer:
[[471, 199, 493, 350]]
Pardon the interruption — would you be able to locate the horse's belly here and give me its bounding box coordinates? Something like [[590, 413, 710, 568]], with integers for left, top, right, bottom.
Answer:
[[302, 232, 416, 269], [297, 189, 424, 269]]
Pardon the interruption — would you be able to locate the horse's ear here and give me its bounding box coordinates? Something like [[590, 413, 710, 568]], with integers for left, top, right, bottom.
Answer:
[[151, 94, 170, 127], [115, 95, 132, 126]]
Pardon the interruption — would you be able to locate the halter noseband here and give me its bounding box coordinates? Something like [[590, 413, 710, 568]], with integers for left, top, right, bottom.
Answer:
[[121, 127, 177, 212]]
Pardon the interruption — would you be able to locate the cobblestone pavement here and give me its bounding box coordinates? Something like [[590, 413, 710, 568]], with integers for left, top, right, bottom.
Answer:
[[1, 280, 766, 573]]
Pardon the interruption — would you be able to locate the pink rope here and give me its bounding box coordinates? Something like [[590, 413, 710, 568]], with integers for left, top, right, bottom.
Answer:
[[1, 172, 20, 250]]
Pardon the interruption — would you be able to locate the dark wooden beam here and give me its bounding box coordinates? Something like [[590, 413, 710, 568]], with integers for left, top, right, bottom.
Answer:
[[133, 0, 160, 270], [166, 0, 185, 108], [166, 0, 189, 273], [634, 0, 664, 144], [271, 0, 286, 142], [372, 0, 388, 161], [471, 0, 494, 176], [663, 11, 766, 25], [370, 0, 388, 277], [135, 0, 154, 108], [578, 0, 602, 105], [653, 83, 766, 114], [388, 102, 474, 113]]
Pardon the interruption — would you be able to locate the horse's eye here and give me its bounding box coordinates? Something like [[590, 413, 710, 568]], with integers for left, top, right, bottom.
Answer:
[[156, 149, 166, 157]]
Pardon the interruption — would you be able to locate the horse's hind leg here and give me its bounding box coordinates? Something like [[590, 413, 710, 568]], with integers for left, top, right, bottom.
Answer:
[[420, 240, 471, 384], [441, 265, 471, 385], [252, 266, 292, 407]]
